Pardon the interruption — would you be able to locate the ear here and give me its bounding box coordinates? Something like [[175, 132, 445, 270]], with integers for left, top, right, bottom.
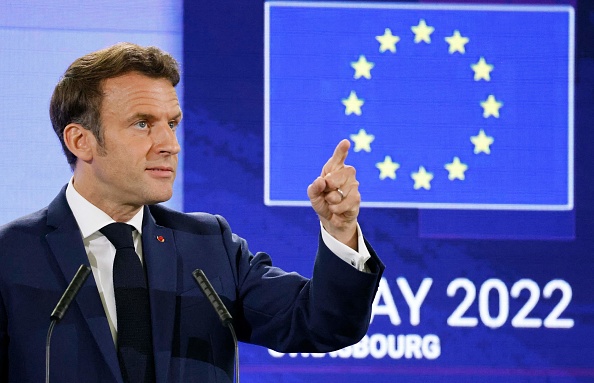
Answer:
[[63, 123, 95, 162]]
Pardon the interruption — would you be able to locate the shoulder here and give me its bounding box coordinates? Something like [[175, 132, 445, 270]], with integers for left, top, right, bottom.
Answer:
[[0, 207, 49, 238], [0, 185, 70, 238], [147, 204, 232, 235], [0, 208, 50, 266]]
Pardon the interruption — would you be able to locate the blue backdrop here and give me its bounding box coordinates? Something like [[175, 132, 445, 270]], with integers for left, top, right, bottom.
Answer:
[[183, 1, 593, 382]]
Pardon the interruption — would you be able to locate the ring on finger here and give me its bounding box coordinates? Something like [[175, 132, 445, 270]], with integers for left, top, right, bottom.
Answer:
[[336, 188, 345, 201]]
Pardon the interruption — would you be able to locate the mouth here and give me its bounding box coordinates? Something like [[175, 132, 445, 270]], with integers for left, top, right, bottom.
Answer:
[[146, 166, 175, 178]]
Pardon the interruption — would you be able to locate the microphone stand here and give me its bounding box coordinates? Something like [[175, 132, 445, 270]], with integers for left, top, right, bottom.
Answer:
[[46, 265, 91, 383], [192, 269, 239, 383]]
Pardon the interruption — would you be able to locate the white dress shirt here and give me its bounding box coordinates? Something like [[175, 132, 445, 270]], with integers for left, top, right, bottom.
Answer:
[[65, 179, 371, 343], [65, 180, 144, 343]]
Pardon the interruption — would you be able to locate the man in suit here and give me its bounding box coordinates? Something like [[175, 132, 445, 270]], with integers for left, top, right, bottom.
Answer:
[[0, 43, 383, 382]]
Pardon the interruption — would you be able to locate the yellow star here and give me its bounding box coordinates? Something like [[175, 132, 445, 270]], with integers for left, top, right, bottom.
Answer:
[[376, 28, 401, 53], [445, 157, 468, 180], [480, 95, 503, 118], [376, 156, 400, 180], [445, 30, 469, 54], [350, 129, 375, 152], [411, 166, 434, 190], [342, 91, 364, 116], [351, 55, 375, 80], [470, 129, 494, 154], [471, 57, 494, 81], [411, 19, 434, 44]]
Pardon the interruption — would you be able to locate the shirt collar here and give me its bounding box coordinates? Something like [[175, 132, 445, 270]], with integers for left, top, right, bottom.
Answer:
[[65, 177, 144, 239]]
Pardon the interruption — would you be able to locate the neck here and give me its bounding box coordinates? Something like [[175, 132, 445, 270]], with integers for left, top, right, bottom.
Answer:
[[71, 171, 143, 223]]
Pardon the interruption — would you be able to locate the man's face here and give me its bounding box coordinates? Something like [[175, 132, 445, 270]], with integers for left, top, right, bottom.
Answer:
[[86, 72, 181, 210]]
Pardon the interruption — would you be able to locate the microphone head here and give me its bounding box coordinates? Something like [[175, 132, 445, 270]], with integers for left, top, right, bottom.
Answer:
[[50, 265, 91, 321], [192, 269, 233, 325]]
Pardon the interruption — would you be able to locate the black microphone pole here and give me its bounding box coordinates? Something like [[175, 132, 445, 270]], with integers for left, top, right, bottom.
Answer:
[[192, 269, 239, 383], [46, 265, 91, 383]]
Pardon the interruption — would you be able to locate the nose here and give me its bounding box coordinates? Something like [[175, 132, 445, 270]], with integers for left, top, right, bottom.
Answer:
[[153, 122, 181, 155]]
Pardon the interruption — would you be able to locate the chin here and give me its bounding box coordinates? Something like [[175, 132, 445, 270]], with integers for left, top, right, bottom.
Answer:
[[145, 191, 173, 205]]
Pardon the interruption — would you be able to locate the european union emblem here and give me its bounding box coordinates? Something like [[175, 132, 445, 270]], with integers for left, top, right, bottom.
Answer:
[[264, 2, 574, 210]]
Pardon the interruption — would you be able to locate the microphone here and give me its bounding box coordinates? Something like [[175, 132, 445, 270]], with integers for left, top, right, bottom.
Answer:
[[46, 265, 91, 383], [50, 265, 92, 320], [192, 269, 239, 383]]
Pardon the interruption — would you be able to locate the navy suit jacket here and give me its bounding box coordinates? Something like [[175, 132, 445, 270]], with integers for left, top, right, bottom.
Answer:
[[0, 187, 383, 382]]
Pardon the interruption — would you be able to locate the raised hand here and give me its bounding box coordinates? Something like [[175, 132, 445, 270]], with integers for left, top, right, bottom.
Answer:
[[307, 139, 360, 250]]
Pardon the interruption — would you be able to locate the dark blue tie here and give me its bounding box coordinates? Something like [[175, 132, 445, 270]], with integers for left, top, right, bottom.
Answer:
[[100, 223, 155, 383]]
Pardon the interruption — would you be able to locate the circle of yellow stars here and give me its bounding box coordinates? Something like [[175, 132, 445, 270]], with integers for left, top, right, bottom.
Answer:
[[343, 19, 503, 191]]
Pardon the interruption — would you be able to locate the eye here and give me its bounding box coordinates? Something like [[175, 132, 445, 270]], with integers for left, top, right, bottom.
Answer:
[[168, 121, 178, 130], [135, 121, 149, 129]]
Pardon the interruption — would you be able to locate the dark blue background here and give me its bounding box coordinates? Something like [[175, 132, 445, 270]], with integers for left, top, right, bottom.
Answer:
[[183, 1, 594, 382]]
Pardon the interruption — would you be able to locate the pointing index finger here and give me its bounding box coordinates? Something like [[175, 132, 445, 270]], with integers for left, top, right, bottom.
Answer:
[[322, 139, 351, 176]]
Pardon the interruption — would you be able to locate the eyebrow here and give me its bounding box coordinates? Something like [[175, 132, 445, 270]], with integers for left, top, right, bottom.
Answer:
[[127, 112, 182, 123]]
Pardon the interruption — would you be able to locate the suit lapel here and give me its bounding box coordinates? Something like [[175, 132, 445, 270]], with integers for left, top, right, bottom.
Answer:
[[45, 188, 123, 383], [142, 206, 178, 383]]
